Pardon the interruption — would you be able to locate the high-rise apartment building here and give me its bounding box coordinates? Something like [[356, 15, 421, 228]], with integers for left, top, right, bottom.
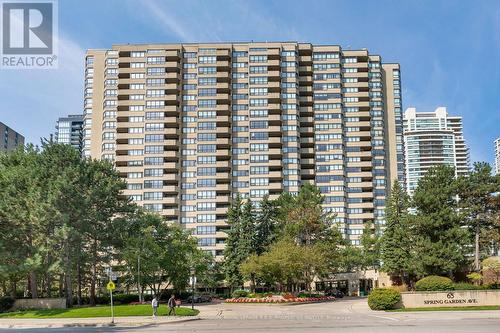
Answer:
[[403, 107, 469, 194], [495, 138, 500, 175], [83, 42, 403, 259], [0, 121, 24, 152], [55, 114, 84, 151]]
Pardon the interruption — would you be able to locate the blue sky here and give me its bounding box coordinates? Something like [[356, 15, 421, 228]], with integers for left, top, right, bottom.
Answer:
[[0, 0, 499, 164]]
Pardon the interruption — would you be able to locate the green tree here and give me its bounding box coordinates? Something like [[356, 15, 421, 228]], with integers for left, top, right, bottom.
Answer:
[[239, 254, 260, 292], [253, 195, 278, 255], [240, 237, 327, 292], [360, 221, 381, 269], [456, 162, 500, 271], [0, 142, 136, 306], [380, 180, 415, 284], [0, 145, 45, 299], [78, 157, 130, 305], [281, 183, 334, 245], [223, 195, 246, 289], [122, 214, 205, 298], [412, 165, 470, 277], [197, 262, 224, 294]]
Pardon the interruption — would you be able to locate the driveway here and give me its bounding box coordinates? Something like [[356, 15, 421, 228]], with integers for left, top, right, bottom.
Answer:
[[0, 298, 498, 332]]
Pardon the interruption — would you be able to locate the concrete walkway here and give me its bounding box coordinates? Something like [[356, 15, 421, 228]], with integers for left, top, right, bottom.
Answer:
[[0, 315, 200, 329]]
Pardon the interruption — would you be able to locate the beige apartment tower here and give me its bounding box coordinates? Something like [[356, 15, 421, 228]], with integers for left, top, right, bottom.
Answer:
[[82, 42, 403, 259]]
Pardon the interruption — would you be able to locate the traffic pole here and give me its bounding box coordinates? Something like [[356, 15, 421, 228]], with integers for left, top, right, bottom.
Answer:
[[110, 288, 114, 324]]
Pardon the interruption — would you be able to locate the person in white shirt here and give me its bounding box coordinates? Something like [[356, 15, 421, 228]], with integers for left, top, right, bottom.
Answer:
[[152, 296, 159, 317]]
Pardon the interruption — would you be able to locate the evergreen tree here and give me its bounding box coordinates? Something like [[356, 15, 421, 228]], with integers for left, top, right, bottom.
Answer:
[[223, 195, 245, 289], [239, 199, 255, 257], [282, 183, 333, 245], [253, 195, 278, 255], [412, 165, 470, 277], [380, 180, 415, 284], [0, 145, 44, 299], [360, 221, 381, 269], [456, 162, 500, 271], [0, 142, 135, 304]]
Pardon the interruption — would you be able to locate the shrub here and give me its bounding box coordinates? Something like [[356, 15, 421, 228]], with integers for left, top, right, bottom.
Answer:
[[466, 272, 482, 283], [389, 284, 409, 293], [297, 292, 321, 298], [367, 289, 401, 310], [415, 276, 454, 291], [231, 290, 248, 298], [482, 257, 500, 285], [0, 297, 15, 313], [485, 281, 500, 289], [113, 294, 139, 305], [453, 282, 484, 290]]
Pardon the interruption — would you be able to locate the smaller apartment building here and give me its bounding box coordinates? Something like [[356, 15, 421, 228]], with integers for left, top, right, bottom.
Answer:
[[403, 107, 469, 194]]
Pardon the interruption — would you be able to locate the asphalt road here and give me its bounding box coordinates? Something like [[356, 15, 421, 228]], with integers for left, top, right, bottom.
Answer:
[[1, 298, 499, 333]]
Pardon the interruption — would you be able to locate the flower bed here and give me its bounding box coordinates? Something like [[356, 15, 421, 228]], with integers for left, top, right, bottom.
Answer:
[[225, 296, 335, 303]]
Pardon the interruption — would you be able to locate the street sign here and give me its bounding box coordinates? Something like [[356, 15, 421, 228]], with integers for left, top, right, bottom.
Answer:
[[110, 272, 118, 281], [189, 276, 197, 286], [106, 281, 116, 291], [107, 281, 115, 324]]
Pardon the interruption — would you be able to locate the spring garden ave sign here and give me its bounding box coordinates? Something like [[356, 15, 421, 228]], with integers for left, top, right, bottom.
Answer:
[[1, 0, 58, 69], [400, 290, 500, 308], [422, 292, 479, 306]]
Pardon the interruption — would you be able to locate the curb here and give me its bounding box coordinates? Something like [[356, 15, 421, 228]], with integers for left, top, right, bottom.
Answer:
[[0, 316, 201, 329]]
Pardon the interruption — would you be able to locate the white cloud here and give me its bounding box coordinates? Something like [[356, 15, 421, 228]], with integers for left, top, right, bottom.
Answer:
[[141, 1, 194, 41]]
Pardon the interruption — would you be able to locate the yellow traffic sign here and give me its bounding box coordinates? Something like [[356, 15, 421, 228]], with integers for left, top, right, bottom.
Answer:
[[106, 281, 116, 291]]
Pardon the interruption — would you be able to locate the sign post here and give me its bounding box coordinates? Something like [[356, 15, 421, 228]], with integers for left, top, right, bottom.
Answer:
[[189, 270, 196, 310], [106, 280, 116, 324]]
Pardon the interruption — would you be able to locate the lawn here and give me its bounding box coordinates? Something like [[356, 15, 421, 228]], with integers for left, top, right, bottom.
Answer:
[[0, 304, 199, 318], [389, 306, 500, 312]]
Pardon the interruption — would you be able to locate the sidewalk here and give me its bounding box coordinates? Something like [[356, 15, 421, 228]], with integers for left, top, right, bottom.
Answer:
[[0, 315, 200, 329]]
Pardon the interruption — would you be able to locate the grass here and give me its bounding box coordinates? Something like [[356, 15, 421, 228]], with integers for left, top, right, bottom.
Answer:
[[388, 305, 500, 312], [0, 304, 199, 318]]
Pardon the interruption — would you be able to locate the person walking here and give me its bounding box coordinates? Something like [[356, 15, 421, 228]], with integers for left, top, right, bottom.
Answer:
[[168, 294, 176, 316], [151, 295, 159, 318]]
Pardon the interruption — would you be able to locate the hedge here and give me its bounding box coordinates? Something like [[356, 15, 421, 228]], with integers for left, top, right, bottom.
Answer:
[[231, 290, 248, 298], [0, 297, 15, 313], [453, 283, 485, 290], [415, 276, 454, 291], [367, 288, 401, 310]]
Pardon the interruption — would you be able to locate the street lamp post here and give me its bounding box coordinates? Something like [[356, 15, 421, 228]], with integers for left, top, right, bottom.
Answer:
[[190, 268, 196, 310], [137, 254, 141, 303]]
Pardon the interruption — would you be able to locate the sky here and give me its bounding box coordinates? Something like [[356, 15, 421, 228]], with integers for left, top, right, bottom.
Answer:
[[0, 0, 499, 164]]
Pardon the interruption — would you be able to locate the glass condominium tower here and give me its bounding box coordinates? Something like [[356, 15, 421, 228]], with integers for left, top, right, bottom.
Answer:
[[403, 106, 470, 194], [82, 42, 403, 259], [55, 114, 84, 152], [495, 138, 500, 176]]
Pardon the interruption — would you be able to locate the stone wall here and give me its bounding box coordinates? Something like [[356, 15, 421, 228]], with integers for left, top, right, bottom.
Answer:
[[12, 298, 67, 310], [400, 290, 500, 308]]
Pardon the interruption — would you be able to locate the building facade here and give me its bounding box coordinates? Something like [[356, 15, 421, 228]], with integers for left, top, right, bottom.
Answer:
[[403, 107, 469, 194], [495, 138, 500, 175], [82, 42, 402, 259], [55, 114, 84, 151], [0, 121, 24, 152]]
